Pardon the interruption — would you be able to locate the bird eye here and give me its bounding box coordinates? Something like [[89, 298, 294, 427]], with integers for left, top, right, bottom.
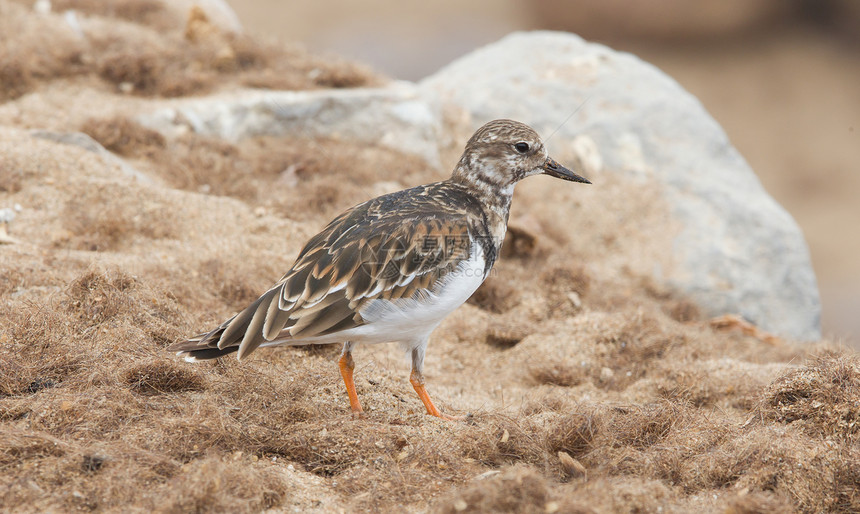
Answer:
[[514, 142, 530, 154]]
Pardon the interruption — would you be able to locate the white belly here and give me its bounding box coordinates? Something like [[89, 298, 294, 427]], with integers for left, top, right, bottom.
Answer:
[[359, 255, 485, 341], [329, 242, 486, 346]]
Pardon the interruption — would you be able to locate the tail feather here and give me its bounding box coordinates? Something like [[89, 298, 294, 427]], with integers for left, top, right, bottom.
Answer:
[[168, 287, 288, 362], [181, 346, 239, 361], [218, 294, 268, 349], [168, 324, 235, 361]]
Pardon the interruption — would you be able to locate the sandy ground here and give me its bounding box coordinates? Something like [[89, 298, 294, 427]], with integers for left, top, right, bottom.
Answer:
[[2, 2, 860, 512], [228, 0, 860, 346]]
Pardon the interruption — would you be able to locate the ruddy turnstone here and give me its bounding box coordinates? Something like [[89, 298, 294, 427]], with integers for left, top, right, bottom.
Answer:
[[169, 119, 590, 419]]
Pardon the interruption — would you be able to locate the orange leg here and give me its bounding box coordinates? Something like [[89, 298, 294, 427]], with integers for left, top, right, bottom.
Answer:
[[409, 368, 462, 421], [338, 348, 364, 418]]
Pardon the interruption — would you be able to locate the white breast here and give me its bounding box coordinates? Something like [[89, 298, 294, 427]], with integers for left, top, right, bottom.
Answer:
[[350, 241, 487, 344]]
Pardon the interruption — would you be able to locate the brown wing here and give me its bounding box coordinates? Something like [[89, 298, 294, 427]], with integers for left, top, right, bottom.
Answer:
[[170, 185, 477, 361]]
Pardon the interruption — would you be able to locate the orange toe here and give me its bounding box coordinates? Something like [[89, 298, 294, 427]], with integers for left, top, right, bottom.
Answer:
[[409, 370, 462, 421]]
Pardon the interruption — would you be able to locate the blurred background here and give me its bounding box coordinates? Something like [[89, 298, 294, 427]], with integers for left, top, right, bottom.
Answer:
[[227, 0, 860, 346]]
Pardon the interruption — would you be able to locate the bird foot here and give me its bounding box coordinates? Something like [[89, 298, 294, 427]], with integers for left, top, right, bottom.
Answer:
[[435, 412, 466, 421]]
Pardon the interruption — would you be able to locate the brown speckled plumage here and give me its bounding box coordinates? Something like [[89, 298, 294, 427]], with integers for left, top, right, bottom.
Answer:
[[170, 119, 590, 419]]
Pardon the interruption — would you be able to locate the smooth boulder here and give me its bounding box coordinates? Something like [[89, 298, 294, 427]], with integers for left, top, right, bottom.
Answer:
[[421, 31, 820, 341]]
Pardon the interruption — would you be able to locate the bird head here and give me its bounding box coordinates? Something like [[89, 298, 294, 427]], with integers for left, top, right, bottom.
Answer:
[[454, 119, 591, 190]]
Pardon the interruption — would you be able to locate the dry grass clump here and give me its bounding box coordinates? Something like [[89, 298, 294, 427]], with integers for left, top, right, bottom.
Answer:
[[199, 258, 269, 307], [0, 0, 381, 103], [436, 466, 565, 514], [656, 368, 722, 406], [159, 456, 290, 512], [60, 184, 179, 251], [65, 268, 143, 324], [460, 415, 549, 469], [0, 427, 67, 466], [529, 362, 586, 387], [549, 400, 729, 488], [541, 263, 591, 298], [687, 425, 859, 512], [0, 304, 82, 399], [591, 312, 685, 389], [522, 308, 690, 392], [61, 268, 187, 349], [123, 360, 207, 395], [758, 352, 860, 438], [80, 116, 166, 158], [467, 275, 520, 314], [0, 161, 25, 194], [725, 491, 796, 514], [0, 2, 88, 102], [653, 359, 778, 410], [485, 318, 532, 349]]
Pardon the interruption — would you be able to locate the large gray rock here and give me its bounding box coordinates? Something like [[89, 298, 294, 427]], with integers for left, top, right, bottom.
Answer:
[[136, 82, 443, 167], [422, 31, 820, 341]]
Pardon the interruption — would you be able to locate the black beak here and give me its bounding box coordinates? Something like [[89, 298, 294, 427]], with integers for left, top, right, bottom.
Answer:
[[541, 157, 591, 184]]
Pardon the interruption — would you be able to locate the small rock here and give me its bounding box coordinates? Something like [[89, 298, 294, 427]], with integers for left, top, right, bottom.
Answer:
[[558, 451, 586, 479], [27, 379, 55, 394], [185, 5, 219, 42], [278, 164, 299, 187], [33, 0, 51, 15], [166, 0, 243, 33], [0, 209, 18, 245], [82, 454, 107, 473], [453, 499, 468, 511], [63, 10, 84, 38]]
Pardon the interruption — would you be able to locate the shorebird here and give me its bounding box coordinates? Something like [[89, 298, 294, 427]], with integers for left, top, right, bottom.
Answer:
[[169, 119, 590, 419]]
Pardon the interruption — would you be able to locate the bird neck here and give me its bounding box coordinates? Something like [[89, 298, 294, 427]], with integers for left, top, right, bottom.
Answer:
[[452, 162, 514, 203], [449, 164, 514, 242]]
